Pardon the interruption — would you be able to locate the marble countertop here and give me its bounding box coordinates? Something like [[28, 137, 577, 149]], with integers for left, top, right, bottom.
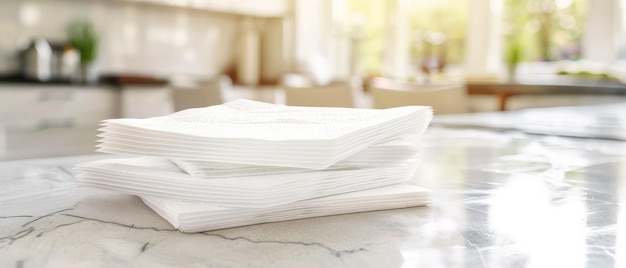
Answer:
[[2, 124, 626, 267], [433, 102, 626, 140]]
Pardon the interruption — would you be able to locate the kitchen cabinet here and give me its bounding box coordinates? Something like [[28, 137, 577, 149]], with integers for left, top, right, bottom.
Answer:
[[0, 85, 117, 160], [0, 86, 116, 129], [0, 84, 178, 160]]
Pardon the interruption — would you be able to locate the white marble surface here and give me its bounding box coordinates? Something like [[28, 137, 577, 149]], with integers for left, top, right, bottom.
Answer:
[[2, 125, 626, 267]]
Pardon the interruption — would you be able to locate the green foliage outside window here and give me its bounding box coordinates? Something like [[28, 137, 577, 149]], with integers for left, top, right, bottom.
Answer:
[[408, 1, 468, 66], [348, 0, 387, 76], [504, 0, 586, 62], [348, 0, 468, 75], [346, 0, 587, 76]]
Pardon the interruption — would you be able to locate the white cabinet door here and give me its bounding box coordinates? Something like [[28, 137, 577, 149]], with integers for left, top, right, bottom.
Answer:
[[0, 86, 115, 129], [0, 85, 116, 160]]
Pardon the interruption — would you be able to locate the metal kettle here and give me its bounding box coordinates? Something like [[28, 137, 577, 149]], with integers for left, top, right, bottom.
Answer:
[[21, 38, 52, 81]]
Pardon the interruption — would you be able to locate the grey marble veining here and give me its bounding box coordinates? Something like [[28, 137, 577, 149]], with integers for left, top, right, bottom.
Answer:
[[2, 125, 626, 267]]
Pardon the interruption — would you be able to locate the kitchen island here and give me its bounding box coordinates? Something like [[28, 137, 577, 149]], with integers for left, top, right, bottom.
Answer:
[[2, 110, 626, 266]]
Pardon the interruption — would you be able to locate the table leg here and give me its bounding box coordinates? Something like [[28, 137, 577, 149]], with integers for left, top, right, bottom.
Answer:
[[497, 92, 510, 111]]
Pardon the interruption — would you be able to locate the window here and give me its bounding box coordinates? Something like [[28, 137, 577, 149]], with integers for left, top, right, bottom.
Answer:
[[407, 0, 469, 76], [504, 0, 587, 62], [408, 0, 469, 65], [347, 0, 387, 76], [347, 0, 468, 77], [343, 0, 588, 79]]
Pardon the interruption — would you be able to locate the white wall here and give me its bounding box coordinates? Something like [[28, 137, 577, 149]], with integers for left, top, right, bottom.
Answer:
[[380, 0, 410, 80], [463, 0, 503, 77], [0, 0, 240, 77], [293, 0, 328, 70], [582, 0, 623, 63]]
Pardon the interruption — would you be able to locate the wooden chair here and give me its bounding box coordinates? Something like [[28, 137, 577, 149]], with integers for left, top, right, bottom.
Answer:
[[370, 77, 468, 114], [283, 82, 356, 108], [171, 76, 229, 111]]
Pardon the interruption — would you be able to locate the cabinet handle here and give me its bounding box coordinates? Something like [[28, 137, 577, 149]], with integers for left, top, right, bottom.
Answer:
[[39, 90, 74, 102], [38, 118, 75, 129]]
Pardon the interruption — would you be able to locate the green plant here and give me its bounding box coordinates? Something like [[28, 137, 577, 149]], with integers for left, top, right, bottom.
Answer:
[[68, 20, 98, 65], [505, 39, 524, 70]]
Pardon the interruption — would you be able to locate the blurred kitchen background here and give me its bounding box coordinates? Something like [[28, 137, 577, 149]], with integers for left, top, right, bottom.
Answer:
[[1, 0, 625, 160]]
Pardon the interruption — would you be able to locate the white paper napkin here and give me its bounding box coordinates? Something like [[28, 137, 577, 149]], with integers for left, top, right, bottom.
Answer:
[[141, 184, 431, 232], [171, 135, 420, 178], [97, 99, 432, 169], [75, 157, 419, 208]]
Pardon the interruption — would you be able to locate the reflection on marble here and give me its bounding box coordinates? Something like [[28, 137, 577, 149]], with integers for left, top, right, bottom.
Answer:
[[2, 127, 626, 267], [433, 102, 626, 140]]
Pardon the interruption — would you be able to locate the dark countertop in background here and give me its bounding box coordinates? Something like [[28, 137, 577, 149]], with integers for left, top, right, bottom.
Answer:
[[0, 73, 168, 87]]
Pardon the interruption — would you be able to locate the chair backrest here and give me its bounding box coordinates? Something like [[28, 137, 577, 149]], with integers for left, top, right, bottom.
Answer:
[[171, 76, 228, 111], [370, 78, 468, 114], [283, 82, 355, 108], [369, 76, 460, 91]]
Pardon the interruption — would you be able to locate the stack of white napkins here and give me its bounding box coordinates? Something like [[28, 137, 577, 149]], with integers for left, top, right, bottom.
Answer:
[[75, 99, 433, 232]]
